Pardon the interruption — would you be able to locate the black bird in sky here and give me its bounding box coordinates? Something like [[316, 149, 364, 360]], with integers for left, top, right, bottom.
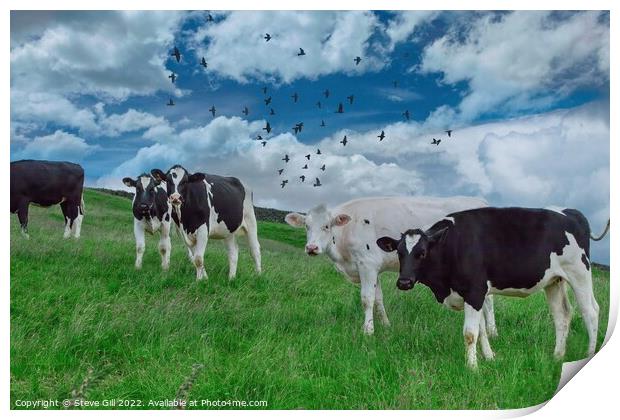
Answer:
[[171, 46, 181, 63], [297, 48, 306, 56], [281, 180, 288, 188], [347, 95, 354, 105], [270, 108, 276, 115], [291, 92, 299, 103], [354, 56, 362, 65], [340, 135, 348, 146], [403, 110, 410, 120], [264, 96, 272, 106], [320, 164, 326, 171], [209, 105, 216, 117], [167, 98, 175, 106], [200, 57, 207, 68], [313, 178, 322, 187], [263, 122, 272, 133], [261, 141, 267, 147], [296, 122, 304, 132], [262, 86, 268, 95], [293, 125, 301, 135], [335, 103, 344, 113], [392, 80, 399, 88], [300, 175, 306, 182], [320, 120, 326, 127], [378, 130, 386, 141], [256, 135, 263, 140], [278, 169, 284, 175], [242, 106, 249, 116], [206, 13, 214, 22], [264, 33, 272, 42], [302, 164, 308, 169], [168, 73, 176, 83], [324, 89, 330, 98], [316, 101, 321, 108], [305, 154, 311, 160], [445, 129, 452, 137], [431, 138, 441, 145], [282, 154, 290, 163], [316, 149, 321, 155]]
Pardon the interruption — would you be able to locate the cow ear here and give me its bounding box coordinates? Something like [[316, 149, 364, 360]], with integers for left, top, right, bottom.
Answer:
[[122, 177, 136, 188], [151, 169, 166, 182], [331, 214, 351, 227], [376, 236, 398, 253], [285, 212, 306, 227], [188, 172, 206, 182]]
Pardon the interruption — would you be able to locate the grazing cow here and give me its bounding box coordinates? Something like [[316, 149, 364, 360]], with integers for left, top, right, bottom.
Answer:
[[11, 160, 85, 239], [377, 207, 610, 368], [151, 165, 261, 280], [123, 174, 174, 271], [284, 196, 492, 335]]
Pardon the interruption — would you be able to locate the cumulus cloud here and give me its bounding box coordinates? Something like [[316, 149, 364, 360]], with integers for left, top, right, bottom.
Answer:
[[18, 130, 99, 161], [385, 11, 439, 49], [96, 108, 169, 138], [420, 11, 610, 121]]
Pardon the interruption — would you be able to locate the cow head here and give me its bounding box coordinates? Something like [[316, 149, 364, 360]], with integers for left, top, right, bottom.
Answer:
[[123, 174, 160, 218], [150, 165, 205, 207], [285, 204, 351, 256], [376, 227, 447, 291]]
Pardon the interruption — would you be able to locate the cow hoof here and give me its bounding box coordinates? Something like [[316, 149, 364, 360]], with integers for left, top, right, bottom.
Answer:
[[381, 318, 391, 327], [553, 350, 566, 360], [363, 325, 374, 335], [135, 265, 142, 270], [161, 265, 169, 272], [487, 327, 498, 338], [483, 351, 495, 361]]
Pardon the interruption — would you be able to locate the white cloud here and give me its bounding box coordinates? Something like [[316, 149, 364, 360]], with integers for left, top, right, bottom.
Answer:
[[96, 108, 168, 138], [420, 11, 609, 121], [385, 11, 439, 49], [18, 130, 99, 161]]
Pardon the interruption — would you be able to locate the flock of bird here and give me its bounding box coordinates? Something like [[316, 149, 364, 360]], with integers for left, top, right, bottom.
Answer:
[[163, 13, 455, 190]]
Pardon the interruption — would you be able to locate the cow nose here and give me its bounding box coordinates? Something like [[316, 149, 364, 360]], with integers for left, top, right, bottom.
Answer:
[[397, 277, 415, 291], [306, 244, 319, 255], [139, 203, 149, 210], [170, 193, 182, 204]]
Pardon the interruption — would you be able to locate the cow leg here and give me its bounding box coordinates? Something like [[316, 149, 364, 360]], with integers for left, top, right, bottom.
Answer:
[[17, 199, 30, 239], [159, 219, 172, 271], [133, 219, 146, 270], [482, 295, 498, 338], [374, 278, 390, 327], [224, 234, 239, 280], [463, 303, 482, 369], [567, 271, 599, 357], [71, 199, 84, 239], [60, 201, 72, 239], [192, 225, 209, 280], [545, 279, 572, 359], [478, 309, 495, 360], [359, 266, 378, 335], [243, 212, 262, 275]]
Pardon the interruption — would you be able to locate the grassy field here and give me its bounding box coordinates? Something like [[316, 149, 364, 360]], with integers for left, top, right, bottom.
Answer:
[[10, 189, 610, 409]]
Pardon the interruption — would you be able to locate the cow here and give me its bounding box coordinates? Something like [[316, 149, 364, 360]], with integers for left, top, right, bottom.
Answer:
[[123, 173, 175, 271], [284, 196, 492, 335], [150, 165, 261, 280], [11, 159, 85, 239], [376, 207, 610, 368]]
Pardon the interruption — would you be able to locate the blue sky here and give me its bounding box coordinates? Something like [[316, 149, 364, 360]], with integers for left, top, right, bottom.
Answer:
[[10, 10, 610, 262]]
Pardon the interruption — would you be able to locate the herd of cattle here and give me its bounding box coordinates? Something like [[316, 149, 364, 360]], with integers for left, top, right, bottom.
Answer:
[[11, 159, 610, 368]]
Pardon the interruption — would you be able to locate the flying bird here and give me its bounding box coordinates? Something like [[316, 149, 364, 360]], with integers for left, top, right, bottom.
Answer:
[[296, 122, 304, 132], [263, 122, 272, 133], [297, 48, 306, 56], [431, 138, 441, 145], [320, 164, 326, 171], [167, 98, 175, 106], [347, 95, 354, 105], [293, 125, 301, 135], [282, 154, 290, 163], [354, 56, 362, 65], [313, 178, 322, 187], [392, 80, 399, 88], [281, 180, 288, 188], [209, 105, 216, 117], [261, 141, 267, 147], [270, 108, 276, 115], [264, 96, 272, 106], [340, 135, 348, 146], [256, 135, 263, 140], [264, 33, 272, 42], [206, 13, 214, 22], [168, 73, 176, 83], [299, 175, 306, 183], [200, 57, 207, 68], [278, 169, 284, 175], [305, 154, 311, 160], [403, 110, 410, 120], [335, 103, 344, 114], [323, 89, 330, 98], [316, 101, 321, 109], [171, 47, 181, 63], [262, 86, 268, 95], [302, 164, 308, 169], [242, 106, 249, 116], [320, 120, 326, 127], [291, 92, 299, 103], [378, 130, 386, 141], [445, 129, 452, 137], [316, 149, 321, 155]]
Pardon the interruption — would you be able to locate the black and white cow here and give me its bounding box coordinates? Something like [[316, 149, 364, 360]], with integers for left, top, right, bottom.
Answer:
[[123, 173, 174, 271], [151, 165, 261, 280], [377, 207, 609, 368], [11, 159, 85, 239]]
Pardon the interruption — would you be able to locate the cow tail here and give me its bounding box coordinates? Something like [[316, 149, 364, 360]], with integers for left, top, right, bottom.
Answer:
[[591, 219, 610, 241]]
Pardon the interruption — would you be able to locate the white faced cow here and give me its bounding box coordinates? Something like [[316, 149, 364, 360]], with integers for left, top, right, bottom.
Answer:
[[151, 165, 261, 280], [377, 207, 609, 368], [285, 196, 492, 335], [123, 174, 174, 271]]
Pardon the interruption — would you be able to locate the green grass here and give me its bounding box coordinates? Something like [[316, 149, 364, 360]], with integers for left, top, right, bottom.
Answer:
[[10, 190, 610, 409]]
